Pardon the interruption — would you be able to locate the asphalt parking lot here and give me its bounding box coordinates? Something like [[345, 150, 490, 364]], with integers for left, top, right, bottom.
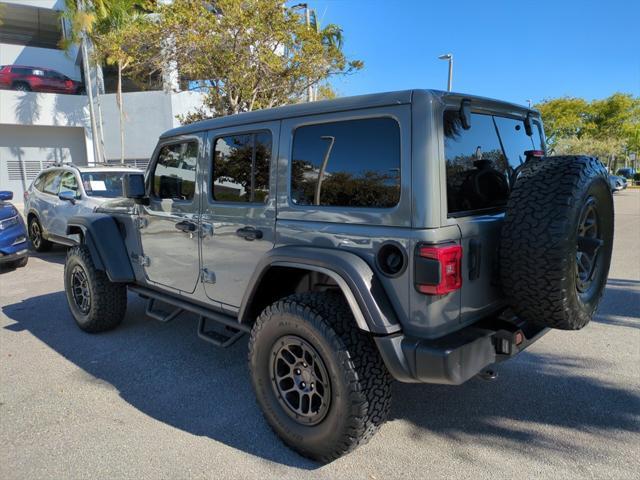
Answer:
[[1, 190, 638, 480]]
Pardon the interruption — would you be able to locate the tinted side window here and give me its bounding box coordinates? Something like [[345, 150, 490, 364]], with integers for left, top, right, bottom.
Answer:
[[152, 142, 198, 201], [493, 116, 536, 168], [11, 67, 33, 75], [212, 131, 271, 203], [291, 117, 401, 208], [42, 171, 62, 195], [59, 171, 80, 198], [444, 111, 509, 214]]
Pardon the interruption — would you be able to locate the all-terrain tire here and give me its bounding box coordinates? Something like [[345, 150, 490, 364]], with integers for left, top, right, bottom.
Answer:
[[500, 155, 614, 330], [28, 216, 52, 252], [64, 245, 127, 332], [248, 291, 392, 462]]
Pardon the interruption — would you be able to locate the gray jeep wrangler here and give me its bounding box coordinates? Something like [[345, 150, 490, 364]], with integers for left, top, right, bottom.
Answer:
[[63, 90, 614, 462]]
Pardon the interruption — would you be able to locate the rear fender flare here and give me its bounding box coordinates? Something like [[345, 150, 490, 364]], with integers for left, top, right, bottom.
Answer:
[[239, 246, 401, 334]]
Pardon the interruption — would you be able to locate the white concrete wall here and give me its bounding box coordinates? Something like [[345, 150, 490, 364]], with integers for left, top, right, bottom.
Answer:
[[0, 43, 82, 81], [0, 89, 94, 164], [0, 124, 88, 195], [100, 90, 207, 162], [1, 0, 65, 8]]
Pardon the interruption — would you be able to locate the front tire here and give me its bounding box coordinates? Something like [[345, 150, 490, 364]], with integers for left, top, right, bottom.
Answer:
[[11, 257, 28, 268], [64, 245, 127, 332], [28, 216, 52, 252], [248, 292, 392, 462]]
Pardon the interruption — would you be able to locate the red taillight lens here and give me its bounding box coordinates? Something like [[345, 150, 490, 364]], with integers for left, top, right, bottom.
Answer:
[[416, 245, 462, 295], [524, 149, 545, 158]]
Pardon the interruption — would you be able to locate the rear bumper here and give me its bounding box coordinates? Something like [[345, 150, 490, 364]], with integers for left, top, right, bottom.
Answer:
[[375, 313, 548, 385]]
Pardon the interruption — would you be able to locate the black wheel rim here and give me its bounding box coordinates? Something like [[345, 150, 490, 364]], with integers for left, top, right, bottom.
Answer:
[[30, 221, 41, 249], [269, 335, 331, 426], [576, 197, 603, 294], [71, 265, 91, 314]]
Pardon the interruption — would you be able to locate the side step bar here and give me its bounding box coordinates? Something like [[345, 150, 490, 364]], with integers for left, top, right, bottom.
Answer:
[[129, 285, 249, 348]]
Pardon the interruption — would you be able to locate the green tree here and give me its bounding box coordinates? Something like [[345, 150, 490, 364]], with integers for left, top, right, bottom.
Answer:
[[62, 0, 150, 163], [535, 93, 640, 170], [134, 0, 363, 121]]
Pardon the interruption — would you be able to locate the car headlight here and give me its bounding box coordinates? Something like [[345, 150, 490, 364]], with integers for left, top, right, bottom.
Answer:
[[0, 215, 19, 230]]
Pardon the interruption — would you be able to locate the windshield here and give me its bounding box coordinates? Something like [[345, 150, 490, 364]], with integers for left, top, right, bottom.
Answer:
[[81, 171, 128, 198]]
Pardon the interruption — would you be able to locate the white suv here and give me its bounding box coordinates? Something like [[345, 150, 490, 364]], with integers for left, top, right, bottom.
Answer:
[[24, 164, 142, 251]]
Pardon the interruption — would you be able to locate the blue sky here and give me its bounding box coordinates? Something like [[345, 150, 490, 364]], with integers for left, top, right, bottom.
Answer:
[[300, 0, 640, 106]]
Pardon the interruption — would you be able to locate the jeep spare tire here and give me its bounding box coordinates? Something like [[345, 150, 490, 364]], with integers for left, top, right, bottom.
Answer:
[[500, 156, 614, 330]]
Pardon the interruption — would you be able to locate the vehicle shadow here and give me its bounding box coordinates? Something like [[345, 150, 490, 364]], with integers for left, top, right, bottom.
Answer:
[[392, 352, 640, 458], [28, 244, 68, 265], [3, 290, 640, 468], [593, 278, 640, 329], [2, 291, 317, 469]]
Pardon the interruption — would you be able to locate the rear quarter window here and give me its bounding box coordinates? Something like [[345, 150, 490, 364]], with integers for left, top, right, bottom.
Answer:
[[290, 117, 401, 208]]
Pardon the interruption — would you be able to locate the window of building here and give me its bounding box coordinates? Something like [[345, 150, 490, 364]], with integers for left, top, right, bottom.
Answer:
[[212, 132, 272, 203], [0, 3, 63, 49], [290, 117, 401, 208], [152, 142, 198, 201]]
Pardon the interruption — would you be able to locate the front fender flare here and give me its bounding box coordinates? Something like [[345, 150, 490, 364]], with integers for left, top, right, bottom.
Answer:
[[66, 214, 134, 283], [239, 246, 401, 334]]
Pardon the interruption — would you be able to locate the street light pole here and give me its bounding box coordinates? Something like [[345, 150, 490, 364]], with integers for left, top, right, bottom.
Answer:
[[526, 99, 532, 109], [438, 53, 453, 92], [291, 3, 313, 102]]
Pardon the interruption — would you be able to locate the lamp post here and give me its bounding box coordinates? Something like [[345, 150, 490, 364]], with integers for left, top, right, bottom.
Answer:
[[291, 2, 313, 102], [438, 53, 453, 92], [526, 99, 532, 109]]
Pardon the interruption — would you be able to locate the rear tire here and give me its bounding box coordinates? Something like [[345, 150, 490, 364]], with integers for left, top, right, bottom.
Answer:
[[500, 156, 614, 330], [248, 291, 392, 462], [28, 216, 52, 252], [13, 82, 31, 92], [64, 245, 127, 332]]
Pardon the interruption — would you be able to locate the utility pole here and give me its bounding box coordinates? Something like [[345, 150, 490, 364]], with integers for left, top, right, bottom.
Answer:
[[526, 99, 532, 109], [438, 53, 453, 92]]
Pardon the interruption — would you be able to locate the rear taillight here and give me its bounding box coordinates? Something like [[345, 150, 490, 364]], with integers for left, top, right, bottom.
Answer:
[[415, 244, 462, 295], [524, 149, 545, 159]]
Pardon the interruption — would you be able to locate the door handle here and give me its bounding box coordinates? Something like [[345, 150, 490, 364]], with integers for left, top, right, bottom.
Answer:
[[236, 226, 263, 241], [175, 220, 197, 233]]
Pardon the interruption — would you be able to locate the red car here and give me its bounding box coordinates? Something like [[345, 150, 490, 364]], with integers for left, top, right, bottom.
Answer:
[[0, 65, 85, 95]]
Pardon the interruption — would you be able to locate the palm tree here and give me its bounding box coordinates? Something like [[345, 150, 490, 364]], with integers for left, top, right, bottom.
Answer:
[[62, 0, 145, 164]]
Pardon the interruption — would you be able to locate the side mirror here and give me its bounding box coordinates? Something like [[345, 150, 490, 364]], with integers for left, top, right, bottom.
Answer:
[[459, 100, 472, 130], [123, 173, 146, 201], [0, 191, 13, 201], [58, 190, 76, 204]]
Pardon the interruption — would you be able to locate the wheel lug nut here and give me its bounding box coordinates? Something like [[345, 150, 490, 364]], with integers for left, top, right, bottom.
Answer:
[[295, 369, 301, 375], [303, 363, 308, 368], [300, 381, 306, 388], [310, 383, 314, 390]]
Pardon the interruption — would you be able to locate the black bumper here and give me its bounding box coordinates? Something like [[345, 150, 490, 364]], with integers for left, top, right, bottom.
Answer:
[[375, 314, 548, 385], [0, 248, 29, 265]]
